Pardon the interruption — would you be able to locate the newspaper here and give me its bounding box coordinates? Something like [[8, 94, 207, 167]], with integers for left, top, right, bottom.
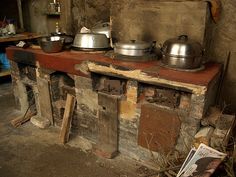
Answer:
[[177, 143, 227, 177]]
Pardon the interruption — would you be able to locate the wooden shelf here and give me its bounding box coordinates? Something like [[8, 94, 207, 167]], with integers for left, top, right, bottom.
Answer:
[[44, 12, 61, 16], [0, 69, 11, 77]]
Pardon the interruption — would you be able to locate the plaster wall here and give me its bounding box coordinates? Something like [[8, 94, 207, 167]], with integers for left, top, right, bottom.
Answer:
[[207, 0, 236, 112], [71, 0, 110, 33]]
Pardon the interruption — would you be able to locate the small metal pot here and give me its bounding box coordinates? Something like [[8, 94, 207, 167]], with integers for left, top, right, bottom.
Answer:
[[161, 35, 203, 69], [38, 36, 64, 53], [114, 40, 155, 57], [72, 33, 110, 49]]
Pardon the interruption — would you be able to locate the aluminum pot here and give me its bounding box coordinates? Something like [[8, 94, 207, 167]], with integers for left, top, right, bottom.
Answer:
[[114, 40, 155, 57], [161, 35, 203, 69], [72, 33, 110, 49]]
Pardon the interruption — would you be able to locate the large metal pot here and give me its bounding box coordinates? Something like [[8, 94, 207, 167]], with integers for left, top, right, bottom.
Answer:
[[72, 33, 110, 49], [161, 35, 203, 69], [114, 40, 155, 57]]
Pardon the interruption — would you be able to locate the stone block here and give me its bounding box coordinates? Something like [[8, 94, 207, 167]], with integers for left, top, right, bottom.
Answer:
[[189, 94, 206, 119], [179, 94, 191, 110], [193, 126, 214, 148], [30, 115, 51, 129], [176, 121, 200, 152]]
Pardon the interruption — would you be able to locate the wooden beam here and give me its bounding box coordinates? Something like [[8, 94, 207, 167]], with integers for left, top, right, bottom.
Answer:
[[59, 94, 76, 144]]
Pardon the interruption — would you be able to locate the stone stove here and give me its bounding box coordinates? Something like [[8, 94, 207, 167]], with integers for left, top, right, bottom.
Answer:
[[7, 47, 226, 165]]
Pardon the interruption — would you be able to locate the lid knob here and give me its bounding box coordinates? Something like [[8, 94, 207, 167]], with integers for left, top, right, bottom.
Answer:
[[178, 35, 188, 41]]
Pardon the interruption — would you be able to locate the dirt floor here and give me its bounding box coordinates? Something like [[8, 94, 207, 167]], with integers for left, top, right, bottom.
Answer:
[[0, 79, 156, 177]]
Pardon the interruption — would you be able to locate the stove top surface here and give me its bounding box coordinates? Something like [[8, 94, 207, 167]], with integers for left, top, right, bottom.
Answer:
[[160, 62, 205, 72], [105, 51, 158, 62]]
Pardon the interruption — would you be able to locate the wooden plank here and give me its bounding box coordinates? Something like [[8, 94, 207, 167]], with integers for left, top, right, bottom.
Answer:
[[59, 94, 76, 144], [37, 76, 54, 124], [11, 110, 36, 128], [94, 92, 119, 158], [0, 69, 11, 77]]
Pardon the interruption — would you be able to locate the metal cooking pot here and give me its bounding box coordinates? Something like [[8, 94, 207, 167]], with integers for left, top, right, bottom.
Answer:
[[114, 40, 155, 57], [161, 35, 203, 69], [72, 33, 110, 49], [38, 36, 64, 53], [91, 22, 110, 38]]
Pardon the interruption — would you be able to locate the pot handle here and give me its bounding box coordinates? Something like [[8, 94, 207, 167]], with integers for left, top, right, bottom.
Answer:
[[149, 41, 157, 52], [178, 35, 188, 41]]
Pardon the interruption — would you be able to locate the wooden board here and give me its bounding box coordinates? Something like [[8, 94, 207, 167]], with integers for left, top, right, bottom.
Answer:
[[95, 92, 119, 158], [37, 76, 54, 124], [59, 94, 76, 144]]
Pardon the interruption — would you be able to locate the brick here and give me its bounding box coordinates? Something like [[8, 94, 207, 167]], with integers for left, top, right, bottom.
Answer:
[[126, 81, 138, 103], [30, 115, 51, 129], [179, 94, 191, 110], [119, 100, 137, 120]]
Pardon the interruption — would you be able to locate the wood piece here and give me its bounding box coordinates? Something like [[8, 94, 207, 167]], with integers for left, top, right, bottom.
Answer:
[[59, 94, 76, 144], [94, 92, 119, 158], [11, 111, 36, 128], [37, 76, 54, 125]]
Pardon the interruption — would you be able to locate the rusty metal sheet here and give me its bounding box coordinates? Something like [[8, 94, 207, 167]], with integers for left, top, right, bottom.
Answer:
[[138, 104, 181, 153]]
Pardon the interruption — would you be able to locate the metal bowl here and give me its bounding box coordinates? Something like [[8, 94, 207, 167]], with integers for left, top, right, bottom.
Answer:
[[38, 36, 64, 53], [72, 33, 110, 49]]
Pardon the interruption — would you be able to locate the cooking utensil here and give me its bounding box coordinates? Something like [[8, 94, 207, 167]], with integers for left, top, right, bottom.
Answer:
[[114, 40, 155, 57], [91, 22, 110, 38], [51, 32, 74, 45], [161, 35, 203, 69], [72, 33, 110, 49], [38, 36, 64, 53]]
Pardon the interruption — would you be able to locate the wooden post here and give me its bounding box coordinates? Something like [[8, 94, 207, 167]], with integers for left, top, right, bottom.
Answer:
[[59, 94, 76, 144]]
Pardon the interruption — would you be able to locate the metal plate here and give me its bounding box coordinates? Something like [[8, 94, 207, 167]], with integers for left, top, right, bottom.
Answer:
[[138, 104, 181, 153]]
